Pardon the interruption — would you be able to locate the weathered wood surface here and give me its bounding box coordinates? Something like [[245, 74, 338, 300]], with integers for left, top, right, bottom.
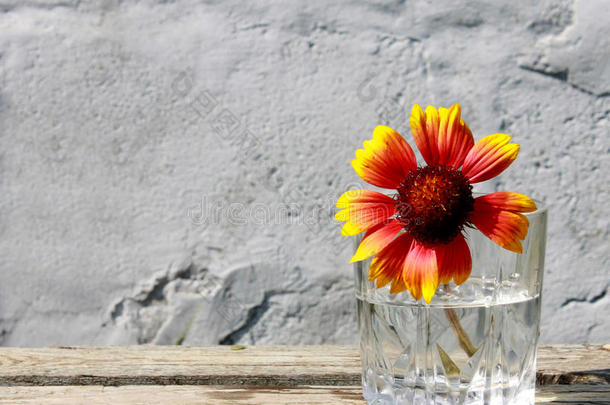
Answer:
[[536, 345, 610, 385], [0, 345, 608, 387], [0, 385, 609, 404]]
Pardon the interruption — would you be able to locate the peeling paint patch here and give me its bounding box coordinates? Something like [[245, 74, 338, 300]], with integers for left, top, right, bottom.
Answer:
[[99, 257, 357, 346], [101, 262, 221, 344]]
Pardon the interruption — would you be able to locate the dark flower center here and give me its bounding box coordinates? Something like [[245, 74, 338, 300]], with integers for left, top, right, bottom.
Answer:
[[395, 165, 474, 245]]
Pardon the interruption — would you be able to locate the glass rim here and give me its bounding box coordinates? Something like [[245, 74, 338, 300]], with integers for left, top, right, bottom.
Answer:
[[525, 197, 547, 218]]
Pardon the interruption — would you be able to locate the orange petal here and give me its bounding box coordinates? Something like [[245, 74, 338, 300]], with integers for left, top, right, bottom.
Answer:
[[437, 104, 475, 168], [475, 192, 537, 213], [410, 104, 474, 168], [335, 190, 396, 236], [389, 274, 408, 294], [370, 235, 449, 302], [470, 198, 530, 253], [403, 240, 439, 303], [462, 134, 520, 183], [351, 125, 417, 189], [368, 233, 413, 294], [350, 219, 403, 263], [436, 234, 472, 285], [410, 104, 439, 166]]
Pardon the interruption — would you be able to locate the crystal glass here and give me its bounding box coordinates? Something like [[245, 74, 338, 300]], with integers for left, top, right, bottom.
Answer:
[[355, 202, 547, 405]]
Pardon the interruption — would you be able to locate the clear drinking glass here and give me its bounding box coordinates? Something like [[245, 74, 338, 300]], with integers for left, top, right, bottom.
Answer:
[[355, 201, 547, 405]]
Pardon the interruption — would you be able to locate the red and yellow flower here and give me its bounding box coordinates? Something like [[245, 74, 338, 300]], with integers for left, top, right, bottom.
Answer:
[[336, 104, 536, 303]]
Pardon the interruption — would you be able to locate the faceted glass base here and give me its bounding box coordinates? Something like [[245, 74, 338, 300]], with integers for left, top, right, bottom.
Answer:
[[358, 280, 539, 405]]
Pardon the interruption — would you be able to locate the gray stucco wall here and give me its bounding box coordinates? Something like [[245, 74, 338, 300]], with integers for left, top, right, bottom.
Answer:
[[0, 0, 608, 346]]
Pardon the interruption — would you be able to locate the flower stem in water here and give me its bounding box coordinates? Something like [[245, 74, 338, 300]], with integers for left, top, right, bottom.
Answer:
[[444, 307, 477, 357]]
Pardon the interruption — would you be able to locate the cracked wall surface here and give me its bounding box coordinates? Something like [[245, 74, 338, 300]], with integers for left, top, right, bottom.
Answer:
[[0, 0, 608, 346]]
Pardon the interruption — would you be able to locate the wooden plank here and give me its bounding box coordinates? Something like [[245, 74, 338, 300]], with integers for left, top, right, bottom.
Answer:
[[1, 385, 609, 404], [537, 385, 610, 404], [0, 345, 608, 386], [536, 344, 610, 385], [0, 345, 359, 386]]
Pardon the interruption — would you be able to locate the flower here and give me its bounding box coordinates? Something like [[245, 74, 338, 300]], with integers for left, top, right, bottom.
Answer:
[[336, 104, 536, 303]]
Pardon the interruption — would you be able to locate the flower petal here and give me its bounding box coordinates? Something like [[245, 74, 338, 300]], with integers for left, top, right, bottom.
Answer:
[[475, 192, 537, 213], [351, 125, 417, 189], [368, 233, 413, 294], [403, 240, 439, 303], [369, 235, 447, 302], [410, 104, 474, 168], [350, 219, 403, 263], [410, 104, 439, 165], [437, 104, 475, 168], [462, 134, 520, 183], [436, 234, 472, 285], [470, 197, 530, 253], [335, 190, 396, 236]]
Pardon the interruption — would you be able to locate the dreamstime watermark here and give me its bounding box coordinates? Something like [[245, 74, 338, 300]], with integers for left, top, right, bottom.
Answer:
[[170, 69, 369, 243], [186, 195, 332, 227], [186, 188, 390, 230], [172, 69, 406, 282]]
